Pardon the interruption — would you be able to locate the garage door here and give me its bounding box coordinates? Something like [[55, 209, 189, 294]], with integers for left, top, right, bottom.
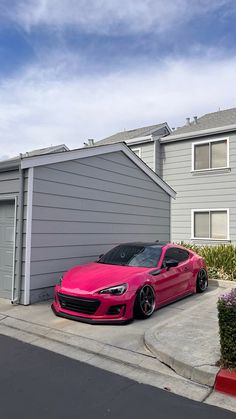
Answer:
[[0, 201, 15, 298]]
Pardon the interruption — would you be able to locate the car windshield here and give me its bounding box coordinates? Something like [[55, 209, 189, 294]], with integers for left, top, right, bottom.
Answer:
[[97, 244, 162, 268]]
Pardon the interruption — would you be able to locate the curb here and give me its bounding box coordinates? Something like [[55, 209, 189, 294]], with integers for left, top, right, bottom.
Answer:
[[144, 287, 225, 387], [215, 369, 236, 397], [145, 331, 218, 387], [209, 279, 236, 287]]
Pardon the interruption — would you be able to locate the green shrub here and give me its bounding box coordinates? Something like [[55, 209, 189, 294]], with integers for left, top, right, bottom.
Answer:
[[178, 243, 236, 280], [217, 289, 236, 369]]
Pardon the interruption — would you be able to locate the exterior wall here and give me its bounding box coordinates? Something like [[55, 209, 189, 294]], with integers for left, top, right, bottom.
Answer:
[[161, 131, 236, 244], [130, 142, 154, 170], [30, 151, 170, 301]]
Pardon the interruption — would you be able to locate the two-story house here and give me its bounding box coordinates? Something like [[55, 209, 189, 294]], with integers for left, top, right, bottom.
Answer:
[[96, 107, 236, 244]]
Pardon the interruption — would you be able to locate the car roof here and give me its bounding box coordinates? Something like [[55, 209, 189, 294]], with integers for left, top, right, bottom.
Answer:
[[118, 242, 167, 248]]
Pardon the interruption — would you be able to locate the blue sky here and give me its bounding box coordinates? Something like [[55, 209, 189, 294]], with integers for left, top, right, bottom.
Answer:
[[0, 0, 236, 157]]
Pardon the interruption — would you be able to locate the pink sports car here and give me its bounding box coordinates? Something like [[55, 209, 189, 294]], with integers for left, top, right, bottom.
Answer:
[[52, 242, 208, 324]]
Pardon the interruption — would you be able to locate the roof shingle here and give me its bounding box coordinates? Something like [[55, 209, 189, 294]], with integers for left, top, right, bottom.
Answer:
[[168, 107, 236, 138]]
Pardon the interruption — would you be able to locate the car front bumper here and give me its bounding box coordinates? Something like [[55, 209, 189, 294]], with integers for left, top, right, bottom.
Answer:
[[51, 285, 135, 324]]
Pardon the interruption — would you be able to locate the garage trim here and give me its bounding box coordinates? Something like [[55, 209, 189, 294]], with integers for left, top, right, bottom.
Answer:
[[0, 195, 17, 302], [24, 167, 34, 305]]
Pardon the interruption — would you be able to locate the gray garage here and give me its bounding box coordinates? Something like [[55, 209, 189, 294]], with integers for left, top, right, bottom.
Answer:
[[0, 143, 175, 304]]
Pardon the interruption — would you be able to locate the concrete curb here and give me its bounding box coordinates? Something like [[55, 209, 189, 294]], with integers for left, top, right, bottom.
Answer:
[[144, 287, 225, 387], [145, 331, 218, 387], [209, 279, 236, 287]]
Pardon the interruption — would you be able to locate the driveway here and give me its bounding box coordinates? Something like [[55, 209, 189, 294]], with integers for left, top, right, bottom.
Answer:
[[0, 283, 220, 356]]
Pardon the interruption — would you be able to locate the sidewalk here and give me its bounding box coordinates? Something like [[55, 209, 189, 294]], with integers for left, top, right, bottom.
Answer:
[[145, 280, 232, 387], [0, 280, 235, 412]]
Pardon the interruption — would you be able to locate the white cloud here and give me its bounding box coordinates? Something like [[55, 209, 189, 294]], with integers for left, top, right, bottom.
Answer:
[[0, 55, 236, 158], [3, 0, 235, 34]]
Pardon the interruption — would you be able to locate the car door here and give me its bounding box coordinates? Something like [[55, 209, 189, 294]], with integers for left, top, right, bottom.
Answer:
[[154, 247, 192, 305]]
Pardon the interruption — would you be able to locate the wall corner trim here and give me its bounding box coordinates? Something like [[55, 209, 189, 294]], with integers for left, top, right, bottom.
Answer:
[[24, 167, 34, 305]]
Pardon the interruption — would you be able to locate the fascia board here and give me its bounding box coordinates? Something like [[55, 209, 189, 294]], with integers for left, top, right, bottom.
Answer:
[[160, 124, 236, 143]]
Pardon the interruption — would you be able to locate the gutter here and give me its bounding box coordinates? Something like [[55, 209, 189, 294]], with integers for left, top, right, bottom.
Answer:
[[125, 135, 153, 146], [160, 123, 236, 143], [0, 159, 19, 173]]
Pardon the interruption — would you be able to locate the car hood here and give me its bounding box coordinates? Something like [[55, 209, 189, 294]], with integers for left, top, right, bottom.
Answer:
[[60, 262, 149, 294]]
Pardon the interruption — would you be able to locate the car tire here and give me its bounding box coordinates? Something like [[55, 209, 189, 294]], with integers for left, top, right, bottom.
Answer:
[[196, 269, 208, 293], [134, 285, 156, 319]]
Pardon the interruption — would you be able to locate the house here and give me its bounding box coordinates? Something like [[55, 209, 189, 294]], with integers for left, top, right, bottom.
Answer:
[[0, 142, 175, 304], [97, 107, 236, 244], [96, 122, 171, 175], [161, 108, 236, 244]]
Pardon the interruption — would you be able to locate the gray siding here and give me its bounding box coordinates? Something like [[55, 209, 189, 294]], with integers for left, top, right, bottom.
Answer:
[[161, 132, 236, 243], [30, 151, 170, 300], [130, 142, 154, 170]]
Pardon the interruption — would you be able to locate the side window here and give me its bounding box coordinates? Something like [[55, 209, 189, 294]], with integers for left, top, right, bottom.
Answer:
[[175, 249, 189, 263], [162, 248, 189, 267]]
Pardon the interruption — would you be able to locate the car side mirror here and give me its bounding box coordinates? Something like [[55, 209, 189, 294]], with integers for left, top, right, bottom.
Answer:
[[165, 259, 179, 270]]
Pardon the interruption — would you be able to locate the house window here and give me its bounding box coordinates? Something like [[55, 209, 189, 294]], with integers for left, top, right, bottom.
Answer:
[[132, 148, 141, 158], [192, 210, 228, 240], [193, 139, 228, 171]]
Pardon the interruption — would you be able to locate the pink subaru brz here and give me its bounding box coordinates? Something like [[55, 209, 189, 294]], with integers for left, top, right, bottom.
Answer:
[[52, 242, 208, 324]]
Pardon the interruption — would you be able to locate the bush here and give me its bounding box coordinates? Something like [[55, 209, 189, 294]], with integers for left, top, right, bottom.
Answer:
[[217, 289, 236, 369], [178, 243, 236, 280]]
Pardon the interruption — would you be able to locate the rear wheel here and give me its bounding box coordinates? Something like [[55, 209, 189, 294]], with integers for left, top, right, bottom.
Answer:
[[134, 285, 155, 319], [196, 269, 208, 293]]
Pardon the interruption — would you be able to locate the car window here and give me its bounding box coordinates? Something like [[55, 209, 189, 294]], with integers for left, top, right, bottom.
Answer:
[[163, 247, 189, 266], [98, 244, 163, 268]]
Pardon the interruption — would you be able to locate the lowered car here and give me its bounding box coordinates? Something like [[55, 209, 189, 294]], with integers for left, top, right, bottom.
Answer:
[[51, 242, 208, 324]]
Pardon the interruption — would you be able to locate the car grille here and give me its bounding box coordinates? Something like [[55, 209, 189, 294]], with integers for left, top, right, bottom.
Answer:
[[58, 293, 100, 315]]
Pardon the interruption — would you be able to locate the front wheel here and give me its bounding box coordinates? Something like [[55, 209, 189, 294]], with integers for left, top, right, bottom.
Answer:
[[134, 285, 155, 319], [196, 269, 208, 293]]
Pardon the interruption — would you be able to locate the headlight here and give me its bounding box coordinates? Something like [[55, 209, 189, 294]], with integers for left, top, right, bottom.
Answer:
[[99, 284, 127, 295]]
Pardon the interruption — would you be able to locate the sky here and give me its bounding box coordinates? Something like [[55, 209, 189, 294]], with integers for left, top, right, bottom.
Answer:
[[1, 0, 236, 158]]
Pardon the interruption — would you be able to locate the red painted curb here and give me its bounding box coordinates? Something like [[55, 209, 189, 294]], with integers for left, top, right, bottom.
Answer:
[[214, 368, 236, 397]]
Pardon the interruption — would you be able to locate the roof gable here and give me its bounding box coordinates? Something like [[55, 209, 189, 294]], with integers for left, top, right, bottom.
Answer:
[[21, 142, 176, 198]]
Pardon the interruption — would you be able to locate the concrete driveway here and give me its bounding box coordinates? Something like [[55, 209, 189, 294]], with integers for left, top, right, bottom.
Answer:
[[0, 283, 219, 356]]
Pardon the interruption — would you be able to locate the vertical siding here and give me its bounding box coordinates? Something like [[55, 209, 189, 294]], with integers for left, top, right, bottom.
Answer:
[[30, 151, 170, 299], [161, 132, 236, 243], [130, 142, 154, 170]]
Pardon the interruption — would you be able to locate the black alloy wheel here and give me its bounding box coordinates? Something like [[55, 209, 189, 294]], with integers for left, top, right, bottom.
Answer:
[[196, 269, 208, 293], [134, 285, 155, 319]]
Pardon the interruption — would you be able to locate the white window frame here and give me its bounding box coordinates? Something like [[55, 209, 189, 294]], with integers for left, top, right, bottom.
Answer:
[[132, 147, 141, 158], [191, 209, 230, 241], [191, 137, 229, 172]]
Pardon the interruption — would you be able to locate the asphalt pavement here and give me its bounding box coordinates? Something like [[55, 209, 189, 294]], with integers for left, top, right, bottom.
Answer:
[[0, 334, 234, 419]]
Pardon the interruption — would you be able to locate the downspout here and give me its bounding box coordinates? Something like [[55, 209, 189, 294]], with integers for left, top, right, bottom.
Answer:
[[153, 139, 157, 173], [11, 155, 24, 304]]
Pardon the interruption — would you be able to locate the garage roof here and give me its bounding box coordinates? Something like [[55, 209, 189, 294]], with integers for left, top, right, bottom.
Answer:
[[21, 142, 176, 198]]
